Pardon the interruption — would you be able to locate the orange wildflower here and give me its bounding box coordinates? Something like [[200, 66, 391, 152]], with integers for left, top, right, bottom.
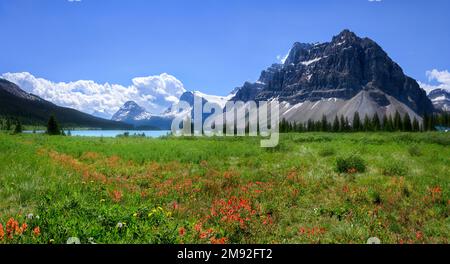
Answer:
[[210, 237, 228, 244], [179, 227, 186, 236], [32, 226, 41, 237], [110, 190, 123, 202], [0, 223, 4, 240]]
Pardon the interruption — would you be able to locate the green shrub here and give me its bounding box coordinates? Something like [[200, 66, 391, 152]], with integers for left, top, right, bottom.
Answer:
[[382, 162, 408, 176], [318, 147, 336, 157], [408, 145, 422, 157], [336, 155, 366, 174]]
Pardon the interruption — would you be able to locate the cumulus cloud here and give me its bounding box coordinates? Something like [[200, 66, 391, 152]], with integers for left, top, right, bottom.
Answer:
[[418, 69, 450, 94], [1, 72, 186, 118]]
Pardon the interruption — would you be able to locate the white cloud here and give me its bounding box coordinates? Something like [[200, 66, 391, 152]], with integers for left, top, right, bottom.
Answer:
[[1, 72, 186, 118], [418, 69, 450, 94]]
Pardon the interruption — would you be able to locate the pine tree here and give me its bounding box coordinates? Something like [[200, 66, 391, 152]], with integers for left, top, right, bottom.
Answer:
[[339, 115, 345, 132], [14, 120, 22, 134], [332, 116, 340, 132], [363, 114, 371, 131], [352, 112, 361, 132], [5, 118, 11, 131], [387, 115, 394, 132], [321, 115, 328, 132], [47, 115, 61, 135], [382, 114, 388, 131], [422, 113, 430, 131], [393, 111, 402, 131], [403, 113, 412, 131], [412, 117, 420, 132], [372, 113, 381, 131]]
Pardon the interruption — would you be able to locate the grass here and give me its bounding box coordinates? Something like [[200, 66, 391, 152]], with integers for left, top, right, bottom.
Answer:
[[0, 132, 449, 244]]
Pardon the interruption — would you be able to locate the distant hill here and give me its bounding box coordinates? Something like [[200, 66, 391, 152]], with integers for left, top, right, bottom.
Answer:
[[0, 78, 132, 129]]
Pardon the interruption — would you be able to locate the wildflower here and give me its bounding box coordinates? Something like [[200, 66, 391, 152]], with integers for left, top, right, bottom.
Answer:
[[32, 227, 41, 237], [100, 199, 106, 203], [27, 213, 34, 220], [416, 231, 423, 240], [210, 237, 228, 244], [116, 222, 125, 229], [179, 227, 186, 236], [20, 223, 28, 233], [6, 218, 19, 238], [133, 213, 138, 217], [172, 201, 179, 210], [0, 223, 4, 240], [111, 190, 123, 202]]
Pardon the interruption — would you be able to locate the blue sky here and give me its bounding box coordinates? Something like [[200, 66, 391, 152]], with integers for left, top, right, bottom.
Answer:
[[0, 0, 449, 116]]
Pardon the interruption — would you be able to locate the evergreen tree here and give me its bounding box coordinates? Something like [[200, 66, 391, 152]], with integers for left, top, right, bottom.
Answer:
[[403, 113, 412, 131], [387, 115, 394, 132], [372, 113, 381, 131], [307, 119, 314, 132], [321, 115, 328, 132], [332, 116, 340, 132], [47, 115, 61, 135], [423, 113, 430, 131], [382, 114, 388, 131], [412, 117, 420, 132], [14, 120, 22, 134], [339, 115, 345, 132], [393, 111, 402, 131], [363, 114, 371, 131], [352, 112, 361, 132], [5, 118, 11, 131], [345, 117, 350, 132]]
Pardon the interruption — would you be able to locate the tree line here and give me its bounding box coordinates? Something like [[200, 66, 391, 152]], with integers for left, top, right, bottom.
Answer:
[[279, 111, 450, 133], [0, 115, 65, 135]]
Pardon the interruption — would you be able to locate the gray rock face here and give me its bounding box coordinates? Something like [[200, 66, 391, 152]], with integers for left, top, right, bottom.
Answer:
[[428, 89, 450, 112], [232, 29, 435, 120]]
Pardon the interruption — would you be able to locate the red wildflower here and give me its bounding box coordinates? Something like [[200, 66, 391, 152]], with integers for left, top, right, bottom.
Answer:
[[179, 227, 186, 236], [210, 237, 228, 244], [110, 190, 123, 202], [6, 218, 19, 238], [416, 231, 423, 240], [0, 223, 4, 240], [32, 226, 41, 237]]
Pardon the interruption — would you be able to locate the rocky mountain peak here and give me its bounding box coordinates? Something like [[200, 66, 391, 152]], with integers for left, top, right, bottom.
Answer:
[[111, 101, 151, 122], [231, 29, 435, 122]]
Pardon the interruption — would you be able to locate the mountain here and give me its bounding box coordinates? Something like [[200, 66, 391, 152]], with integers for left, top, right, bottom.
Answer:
[[112, 101, 152, 123], [428, 89, 450, 112], [112, 91, 235, 129], [0, 78, 132, 129], [112, 101, 172, 130], [232, 29, 434, 122]]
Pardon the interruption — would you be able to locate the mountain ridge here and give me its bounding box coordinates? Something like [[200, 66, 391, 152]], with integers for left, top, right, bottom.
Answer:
[[232, 29, 434, 122], [0, 78, 132, 129]]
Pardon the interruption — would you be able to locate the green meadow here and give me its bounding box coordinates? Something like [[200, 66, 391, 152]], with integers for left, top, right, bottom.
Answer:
[[0, 132, 449, 244]]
